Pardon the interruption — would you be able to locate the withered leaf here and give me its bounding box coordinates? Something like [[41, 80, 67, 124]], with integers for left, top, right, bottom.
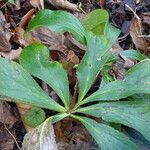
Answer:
[[22, 118, 57, 150], [129, 16, 149, 52]]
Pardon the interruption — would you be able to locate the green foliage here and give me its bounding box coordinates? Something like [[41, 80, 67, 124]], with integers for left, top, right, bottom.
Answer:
[[0, 58, 65, 112], [25, 9, 86, 44], [81, 9, 109, 35], [0, 9, 149, 150], [119, 49, 147, 61], [7, 0, 15, 4], [77, 33, 111, 102], [81, 9, 120, 45], [79, 59, 150, 105], [72, 115, 138, 150], [20, 43, 70, 109], [23, 107, 46, 128]]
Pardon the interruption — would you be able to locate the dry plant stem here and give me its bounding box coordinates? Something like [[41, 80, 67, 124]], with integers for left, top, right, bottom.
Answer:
[[16, 103, 33, 132]]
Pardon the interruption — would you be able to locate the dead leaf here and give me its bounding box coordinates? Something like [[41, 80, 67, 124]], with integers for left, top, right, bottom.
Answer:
[[19, 9, 35, 29], [64, 35, 86, 55], [46, 0, 80, 12], [14, 0, 21, 10], [142, 12, 150, 25], [0, 47, 22, 61], [0, 123, 16, 150], [111, 43, 124, 54], [30, 0, 44, 9], [13, 27, 28, 47], [98, 0, 106, 8], [0, 11, 11, 52], [0, 101, 18, 150], [129, 13, 149, 52], [56, 119, 95, 150], [0, 101, 17, 128], [67, 50, 79, 64], [22, 118, 58, 150]]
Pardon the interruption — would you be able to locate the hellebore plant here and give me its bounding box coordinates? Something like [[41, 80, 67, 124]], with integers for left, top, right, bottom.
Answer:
[[0, 9, 150, 150]]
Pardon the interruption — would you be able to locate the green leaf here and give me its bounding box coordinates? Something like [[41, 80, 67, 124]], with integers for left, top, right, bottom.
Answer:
[[105, 24, 120, 46], [77, 33, 111, 102], [25, 9, 86, 44], [81, 59, 150, 105], [82, 9, 109, 35], [0, 58, 65, 112], [20, 43, 70, 108], [8, 0, 15, 4], [119, 50, 147, 61], [81, 9, 120, 45], [72, 116, 138, 150], [23, 107, 46, 128], [51, 113, 69, 124], [76, 101, 150, 141]]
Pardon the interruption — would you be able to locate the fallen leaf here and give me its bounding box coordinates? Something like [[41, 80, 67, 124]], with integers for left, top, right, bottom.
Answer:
[[0, 123, 16, 150], [0, 11, 11, 52], [28, 27, 65, 47], [30, 0, 44, 9], [98, 0, 106, 8], [142, 12, 150, 25], [129, 12, 149, 52], [14, 0, 21, 10], [22, 118, 58, 150], [0, 101, 17, 128], [19, 9, 35, 29], [47, 0, 80, 12], [13, 27, 28, 47], [0, 47, 22, 61], [0, 101, 17, 150]]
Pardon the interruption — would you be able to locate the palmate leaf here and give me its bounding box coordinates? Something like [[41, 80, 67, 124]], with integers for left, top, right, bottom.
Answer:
[[76, 101, 150, 142], [80, 59, 150, 105], [25, 9, 86, 44], [72, 116, 138, 150], [20, 43, 70, 108], [0, 58, 65, 112], [77, 33, 111, 102]]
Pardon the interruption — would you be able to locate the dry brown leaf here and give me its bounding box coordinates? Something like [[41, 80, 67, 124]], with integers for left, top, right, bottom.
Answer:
[[0, 47, 22, 61], [142, 12, 150, 25], [130, 16, 149, 52], [129, 10, 149, 52], [14, 0, 21, 10], [47, 0, 80, 12], [19, 9, 35, 29], [30, 0, 44, 9], [28, 27, 65, 47], [22, 118, 58, 150], [0, 101, 17, 128], [111, 43, 124, 54], [0, 11, 11, 52], [13, 27, 29, 47], [0, 124, 16, 150], [98, 0, 106, 8], [0, 101, 17, 150]]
